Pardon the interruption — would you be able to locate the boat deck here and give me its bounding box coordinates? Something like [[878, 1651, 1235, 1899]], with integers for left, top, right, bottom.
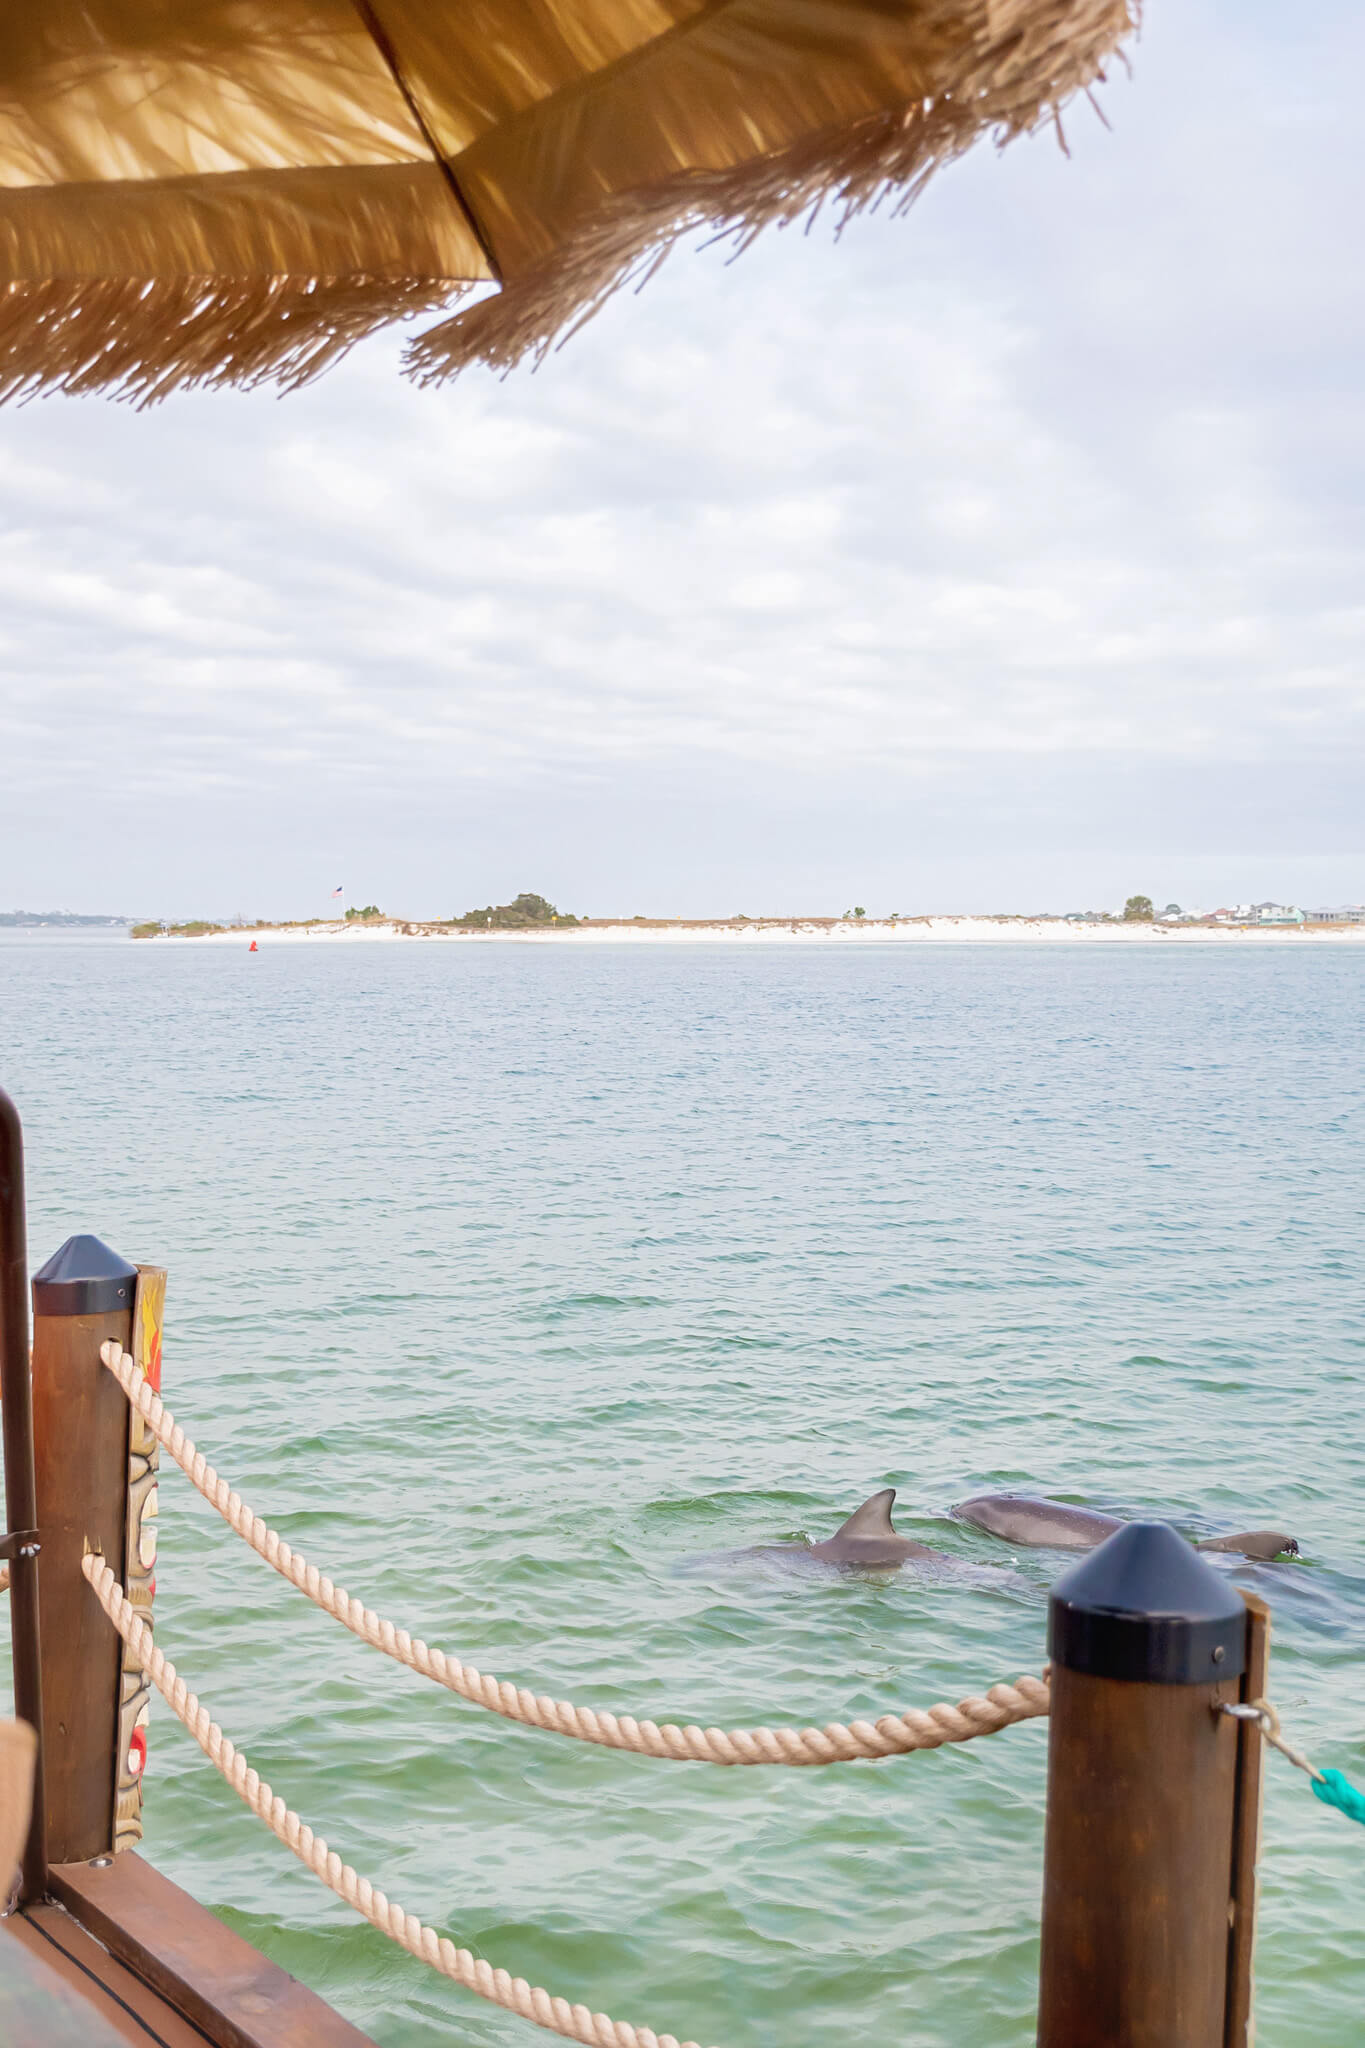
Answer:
[[1, 1854, 378, 2048]]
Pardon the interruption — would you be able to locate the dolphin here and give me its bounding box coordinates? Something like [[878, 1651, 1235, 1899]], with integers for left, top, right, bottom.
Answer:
[[1192, 1528, 1300, 1561], [677, 1487, 948, 1575], [953, 1495, 1122, 1550], [805, 1488, 943, 1568], [953, 1494, 1298, 1561]]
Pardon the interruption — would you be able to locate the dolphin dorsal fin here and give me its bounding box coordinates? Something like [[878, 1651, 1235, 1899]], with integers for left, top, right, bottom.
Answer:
[[834, 1488, 898, 1540]]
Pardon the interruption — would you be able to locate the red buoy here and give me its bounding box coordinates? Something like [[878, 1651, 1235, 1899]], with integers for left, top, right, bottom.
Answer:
[[249, 939, 258, 952]]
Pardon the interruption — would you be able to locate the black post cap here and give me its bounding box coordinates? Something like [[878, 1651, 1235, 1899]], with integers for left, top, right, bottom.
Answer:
[[1048, 1521, 1248, 1685], [32, 1235, 138, 1318]]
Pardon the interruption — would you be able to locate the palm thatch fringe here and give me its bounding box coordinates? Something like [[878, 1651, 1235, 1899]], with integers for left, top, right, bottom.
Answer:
[[406, 0, 1136, 383], [0, 0, 1133, 402], [0, 275, 466, 408]]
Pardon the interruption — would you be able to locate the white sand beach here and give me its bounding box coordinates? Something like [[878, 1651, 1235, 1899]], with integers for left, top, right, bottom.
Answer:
[[153, 916, 1365, 946]]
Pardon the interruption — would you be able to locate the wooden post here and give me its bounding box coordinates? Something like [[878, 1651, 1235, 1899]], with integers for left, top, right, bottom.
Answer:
[[0, 1086, 47, 1903], [114, 1266, 167, 1854], [1037, 1523, 1250, 2048], [30, 1234, 138, 1867], [1224, 1592, 1271, 2048]]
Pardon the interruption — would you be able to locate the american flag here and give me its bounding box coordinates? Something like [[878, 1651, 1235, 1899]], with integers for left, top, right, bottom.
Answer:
[[331, 885, 343, 897]]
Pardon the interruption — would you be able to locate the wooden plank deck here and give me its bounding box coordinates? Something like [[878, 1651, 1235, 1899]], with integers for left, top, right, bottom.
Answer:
[[1, 1853, 380, 2048], [2, 1905, 208, 2047]]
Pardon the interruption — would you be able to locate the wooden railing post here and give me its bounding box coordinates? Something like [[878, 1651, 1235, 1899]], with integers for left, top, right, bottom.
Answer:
[[0, 1086, 47, 1903], [30, 1234, 138, 1867], [1224, 1592, 1271, 2048], [115, 1265, 167, 1855], [1037, 1523, 1253, 2048]]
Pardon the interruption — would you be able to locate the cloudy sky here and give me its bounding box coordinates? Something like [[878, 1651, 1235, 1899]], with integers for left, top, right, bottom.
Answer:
[[1, 1, 1360, 921]]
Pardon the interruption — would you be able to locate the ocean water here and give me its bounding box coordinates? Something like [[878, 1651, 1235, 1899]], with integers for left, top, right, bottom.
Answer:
[[1, 932, 1362, 2046]]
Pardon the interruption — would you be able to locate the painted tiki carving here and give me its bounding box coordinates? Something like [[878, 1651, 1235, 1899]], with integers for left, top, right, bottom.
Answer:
[[114, 1265, 165, 1853]]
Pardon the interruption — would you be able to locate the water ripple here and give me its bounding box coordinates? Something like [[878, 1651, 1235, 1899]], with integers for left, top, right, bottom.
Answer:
[[0, 934, 1360, 2046]]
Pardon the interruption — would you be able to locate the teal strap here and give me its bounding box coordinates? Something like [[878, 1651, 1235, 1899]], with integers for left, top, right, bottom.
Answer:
[[1311, 1768, 1365, 1827]]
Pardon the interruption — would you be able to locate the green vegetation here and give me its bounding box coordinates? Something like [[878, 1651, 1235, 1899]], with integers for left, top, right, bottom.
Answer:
[[454, 891, 577, 929], [133, 915, 362, 938], [132, 919, 227, 938], [345, 904, 383, 921], [1123, 895, 1154, 922]]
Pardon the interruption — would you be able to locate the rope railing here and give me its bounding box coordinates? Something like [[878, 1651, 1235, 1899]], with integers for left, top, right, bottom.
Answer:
[[99, 1341, 1051, 1764], [1223, 1699, 1365, 1828], [81, 1552, 713, 2048]]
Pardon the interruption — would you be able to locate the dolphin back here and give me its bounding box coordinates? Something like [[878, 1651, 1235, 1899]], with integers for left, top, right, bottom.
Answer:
[[810, 1487, 941, 1567], [1196, 1530, 1299, 1560], [954, 1494, 1125, 1549]]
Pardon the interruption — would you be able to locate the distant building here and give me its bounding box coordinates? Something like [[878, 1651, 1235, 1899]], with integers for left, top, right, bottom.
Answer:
[[1305, 905, 1365, 923], [1253, 902, 1304, 925]]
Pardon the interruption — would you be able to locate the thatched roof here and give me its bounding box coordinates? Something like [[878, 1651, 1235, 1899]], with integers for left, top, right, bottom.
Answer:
[[0, 0, 1137, 404]]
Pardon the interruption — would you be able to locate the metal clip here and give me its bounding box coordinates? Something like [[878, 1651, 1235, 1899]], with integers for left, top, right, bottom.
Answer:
[[1220, 1698, 1322, 1781]]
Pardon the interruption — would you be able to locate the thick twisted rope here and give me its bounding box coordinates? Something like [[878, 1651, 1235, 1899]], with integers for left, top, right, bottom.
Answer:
[[82, 1554, 710, 2048], [0, 1565, 8, 1595], [99, 1341, 1050, 1763]]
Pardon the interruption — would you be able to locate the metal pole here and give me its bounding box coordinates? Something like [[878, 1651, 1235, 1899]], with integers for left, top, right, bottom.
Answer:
[[0, 1087, 47, 1902], [1036, 1522, 1249, 2047]]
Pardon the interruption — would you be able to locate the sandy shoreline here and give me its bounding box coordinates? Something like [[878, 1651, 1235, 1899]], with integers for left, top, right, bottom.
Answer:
[[147, 916, 1365, 946]]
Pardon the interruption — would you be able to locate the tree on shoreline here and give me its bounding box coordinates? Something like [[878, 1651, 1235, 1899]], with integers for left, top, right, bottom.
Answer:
[[454, 892, 577, 929], [1123, 895, 1154, 922]]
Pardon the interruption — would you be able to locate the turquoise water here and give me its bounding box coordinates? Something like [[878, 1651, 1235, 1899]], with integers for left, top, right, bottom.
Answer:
[[1, 933, 1362, 2045]]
